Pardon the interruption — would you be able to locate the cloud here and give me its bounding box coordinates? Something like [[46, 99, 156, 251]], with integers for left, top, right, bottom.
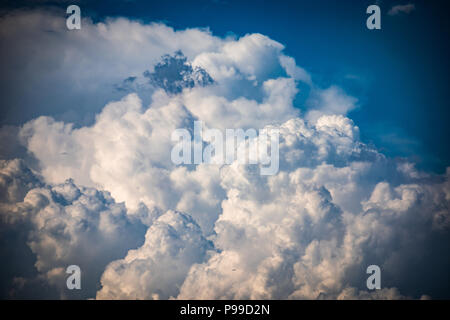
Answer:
[[0, 8, 221, 125], [0, 159, 41, 208], [0, 160, 148, 298], [279, 55, 312, 85], [96, 210, 212, 299], [305, 86, 358, 123], [0, 9, 449, 300], [16, 28, 305, 232], [143, 50, 214, 94], [388, 4, 416, 16], [178, 119, 450, 299]]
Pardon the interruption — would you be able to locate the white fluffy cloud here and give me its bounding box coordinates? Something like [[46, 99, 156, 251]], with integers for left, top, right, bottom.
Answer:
[[96, 210, 212, 299], [0, 9, 449, 300], [0, 159, 147, 298], [177, 118, 450, 299], [17, 25, 304, 232]]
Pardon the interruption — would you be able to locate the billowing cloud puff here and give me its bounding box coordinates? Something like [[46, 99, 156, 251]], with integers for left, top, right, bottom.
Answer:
[[0, 159, 41, 209], [97, 210, 212, 299], [177, 118, 450, 299], [0, 9, 449, 300], [0, 160, 148, 298], [305, 87, 358, 123]]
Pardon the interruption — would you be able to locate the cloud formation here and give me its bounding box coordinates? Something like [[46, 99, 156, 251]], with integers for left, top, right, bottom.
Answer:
[[97, 210, 212, 299], [0, 9, 449, 300], [177, 119, 450, 299], [0, 159, 147, 298]]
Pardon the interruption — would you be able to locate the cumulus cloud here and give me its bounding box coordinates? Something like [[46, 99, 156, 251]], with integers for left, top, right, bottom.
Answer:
[[143, 50, 214, 94], [97, 210, 212, 299], [177, 118, 450, 299], [388, 4, 416, 16], [0, 9, 449, 300], [17, 28, 304, 232], [0, 160, 147, 298], [0, 8, 221, 125]]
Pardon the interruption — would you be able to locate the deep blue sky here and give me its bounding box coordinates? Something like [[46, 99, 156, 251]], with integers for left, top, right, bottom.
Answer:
[[2, 0, 449, 173]]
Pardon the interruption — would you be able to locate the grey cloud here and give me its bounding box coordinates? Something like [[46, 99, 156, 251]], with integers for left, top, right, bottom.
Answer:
[[388, 4, 416, 16], [143, 51, 214, 94]]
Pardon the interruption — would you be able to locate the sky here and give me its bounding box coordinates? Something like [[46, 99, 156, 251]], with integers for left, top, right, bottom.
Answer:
[[0, 0, 449, 300]]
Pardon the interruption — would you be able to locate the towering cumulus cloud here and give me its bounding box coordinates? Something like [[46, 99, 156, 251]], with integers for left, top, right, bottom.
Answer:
[[0, 9, 449, 299]]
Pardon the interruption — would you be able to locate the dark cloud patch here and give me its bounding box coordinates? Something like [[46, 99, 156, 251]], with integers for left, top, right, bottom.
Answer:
[[114, 76, 138, 92], [144, 51, 214, 94]]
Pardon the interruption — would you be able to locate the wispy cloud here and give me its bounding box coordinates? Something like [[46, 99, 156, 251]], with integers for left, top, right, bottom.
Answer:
[[388, 3, 416, 16]]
